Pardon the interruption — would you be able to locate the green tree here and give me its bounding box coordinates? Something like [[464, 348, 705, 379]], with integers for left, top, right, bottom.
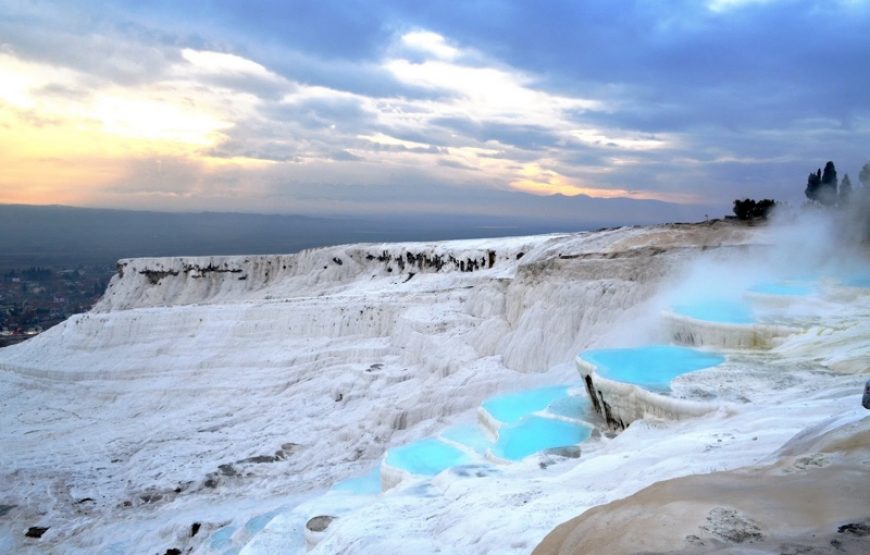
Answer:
[[805, 168, 822, 202], [732, 198, 776, 220], [819, 161, 838, 205], [805, 161, 838, 206]]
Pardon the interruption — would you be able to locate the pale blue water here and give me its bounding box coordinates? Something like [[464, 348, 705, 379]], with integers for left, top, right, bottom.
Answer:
[[545, 394, 589, 419], [481, 385, 569, 424], [492, 415, 591, 461], [244, 510, 279, 536], [672, 299, 754, 324], [749, 282, 815, 296], [382, 386, 591, 480], [580, 345, 725, 390], [440, 425, 493, 454], [385, 438, 472, 476], [209, 526, 236, 551], [332, 466, 382, 494]]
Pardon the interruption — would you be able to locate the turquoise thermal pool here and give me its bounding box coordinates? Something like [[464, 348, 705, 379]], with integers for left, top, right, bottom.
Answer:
[[748, 281, 815, 296], [440, 425, 492, 455], [209, 525, 236, 551], [332, 467, 382, 495], [385, 438, 472, 476], [480, 385, 569, 424], [672, 299, 755, 324], [244, 510, 279, 536], [383, 386, 590, 482], [492, 415, 591, 461], [580, 345, 725, 391], [545, 394, 589, 419]]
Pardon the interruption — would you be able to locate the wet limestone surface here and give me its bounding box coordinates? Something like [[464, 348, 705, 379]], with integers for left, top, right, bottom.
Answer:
[[384, 438, 472, 476], [580, 346, 725, 392], [480, 385, 570, 424], [492, 416, 591, 461], [672, 299, 755, 324]]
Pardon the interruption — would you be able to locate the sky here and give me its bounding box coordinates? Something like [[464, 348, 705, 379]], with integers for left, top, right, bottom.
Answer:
[[1, 0, 868, 223]]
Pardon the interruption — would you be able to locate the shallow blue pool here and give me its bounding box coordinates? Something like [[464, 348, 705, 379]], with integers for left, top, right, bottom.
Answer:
[[481, 385, 569, 424], [545, 394, 589, 419], [672, 299, 755, 324], [580, 345, 725, 390], [440, 424, 492, 454], [749, 281, 815, 296], [492, 415, 591, 461], [332, 466, 382, 494], [385, 438, 472, 476], [209, 525, 236, 551], [241, 510, 279, 539]]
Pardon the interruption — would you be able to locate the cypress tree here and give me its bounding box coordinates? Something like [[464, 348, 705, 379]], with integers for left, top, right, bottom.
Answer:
[[819, 161, 838, 206]]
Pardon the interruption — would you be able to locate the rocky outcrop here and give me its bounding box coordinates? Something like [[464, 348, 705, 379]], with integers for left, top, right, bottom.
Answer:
[[533, 414, 870, 555], [305, 515, 337, 550]]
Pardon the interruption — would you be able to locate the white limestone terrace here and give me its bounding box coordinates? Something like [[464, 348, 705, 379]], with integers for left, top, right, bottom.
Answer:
[[662, 309, 800, 349], [381, 385, 590, 491], [0, 219, 867, 555], [662, 273, 869, 353], [578, 264, 870, 431], [576, 346, 725, 430]]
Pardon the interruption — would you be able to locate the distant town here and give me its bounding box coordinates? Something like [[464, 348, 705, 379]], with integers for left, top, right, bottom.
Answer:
[[0, 265, 114, 347]]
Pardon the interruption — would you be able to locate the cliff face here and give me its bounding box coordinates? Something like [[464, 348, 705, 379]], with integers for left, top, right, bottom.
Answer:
[[5, 220, 823, 555], [97, 243, 514, 312], [94, 220, 751, 311]]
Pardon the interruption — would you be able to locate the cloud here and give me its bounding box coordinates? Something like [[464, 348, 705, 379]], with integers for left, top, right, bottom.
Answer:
[[400, 31, 460, 60], [181, 49, 276, 78], [1, 0, 867, 221], [383, 57, 603, 124], [430, 118, 564, 151], [178, 48, 292, 100], [707, 0, 782, 12], [330, 150, 363, 162], [108, 157, 202, 195]]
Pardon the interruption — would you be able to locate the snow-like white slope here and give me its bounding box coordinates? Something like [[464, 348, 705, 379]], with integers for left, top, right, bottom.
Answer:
[[309, 301, 869, 554], [0, 220, 866, 555]]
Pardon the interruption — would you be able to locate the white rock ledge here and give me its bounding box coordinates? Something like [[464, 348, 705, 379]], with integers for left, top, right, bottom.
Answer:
[[662, 310, 799, 349], [576, 356, 718, 430], [476, 406, 503, 439], [379, 459, 413, 492]]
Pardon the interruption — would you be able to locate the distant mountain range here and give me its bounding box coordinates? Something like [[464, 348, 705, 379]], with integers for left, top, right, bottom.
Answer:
[[0, 201, 710, 270]]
